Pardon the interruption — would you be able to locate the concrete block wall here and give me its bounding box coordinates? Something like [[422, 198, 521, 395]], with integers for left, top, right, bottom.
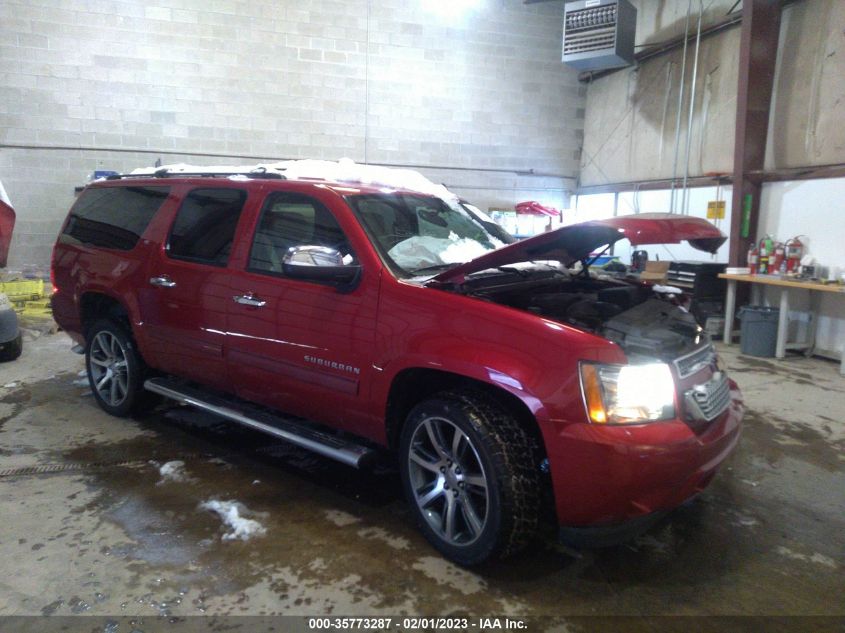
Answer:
[[0, 0, 584, 271]]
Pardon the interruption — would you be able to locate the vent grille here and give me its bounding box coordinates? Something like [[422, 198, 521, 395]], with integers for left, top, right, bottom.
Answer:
[[564, 6, 619, 55], [684, 372, 731, 422], [562, 0, 636, 71], [563, 27, 616, 55], [565, 5, 618, 32]]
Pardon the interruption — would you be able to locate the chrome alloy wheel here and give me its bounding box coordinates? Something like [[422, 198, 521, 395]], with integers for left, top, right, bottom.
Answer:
[[407, 416, 490, 546], [88, 331, 130, 407]]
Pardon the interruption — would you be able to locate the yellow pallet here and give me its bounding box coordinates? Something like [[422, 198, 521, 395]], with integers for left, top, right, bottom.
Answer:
[[0, 279, 45, 302], [23, 299, 52, 314]]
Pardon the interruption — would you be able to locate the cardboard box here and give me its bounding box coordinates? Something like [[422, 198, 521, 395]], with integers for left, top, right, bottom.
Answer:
[[639, 261, 670, 283]]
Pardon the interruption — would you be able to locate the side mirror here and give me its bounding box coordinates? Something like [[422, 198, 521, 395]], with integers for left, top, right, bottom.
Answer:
[[282, 245, 361, 287]]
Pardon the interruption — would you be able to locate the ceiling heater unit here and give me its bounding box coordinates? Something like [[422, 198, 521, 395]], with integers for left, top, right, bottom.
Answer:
[[562, 0, 636, 71]]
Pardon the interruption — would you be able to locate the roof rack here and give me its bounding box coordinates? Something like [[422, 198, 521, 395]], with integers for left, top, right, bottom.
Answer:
[[106, 167, 285, 181]]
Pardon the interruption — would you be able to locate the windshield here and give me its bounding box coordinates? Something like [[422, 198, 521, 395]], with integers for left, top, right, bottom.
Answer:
[[346, 193, 506, 277], [457, 201, 516, 245]]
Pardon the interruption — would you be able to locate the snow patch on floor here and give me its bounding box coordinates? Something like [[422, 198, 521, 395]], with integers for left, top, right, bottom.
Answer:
[[323, 509, 361, 527], [733, 516, 759, 528], [631, 533, 672, 555], [199, 500, 267, 541], [356, 526, 411, 550], [776, 546, 837, 569], [156, 460, 192, 484], [411, 556, 486, 595], [72, 371, 90, 389]]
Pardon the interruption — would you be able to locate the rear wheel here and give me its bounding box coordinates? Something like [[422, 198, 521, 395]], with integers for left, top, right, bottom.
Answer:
[[85, 319, 147, 416], [399, 391, 541, 566]]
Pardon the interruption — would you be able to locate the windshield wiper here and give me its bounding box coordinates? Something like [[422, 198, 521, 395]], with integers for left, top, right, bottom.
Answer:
[[412, 263, 461, 275]]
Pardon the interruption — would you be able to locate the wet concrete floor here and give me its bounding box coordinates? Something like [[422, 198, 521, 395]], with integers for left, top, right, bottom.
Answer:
[[0, 333, 843, 627]]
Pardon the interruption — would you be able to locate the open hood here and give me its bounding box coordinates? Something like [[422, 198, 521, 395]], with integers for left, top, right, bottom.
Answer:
[[432, 212, 726, 285], [0, 199, 15, 268]]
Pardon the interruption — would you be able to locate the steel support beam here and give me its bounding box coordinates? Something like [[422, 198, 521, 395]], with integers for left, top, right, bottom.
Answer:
[[576, 174, 730, 196], [729, 0, 783, 265]]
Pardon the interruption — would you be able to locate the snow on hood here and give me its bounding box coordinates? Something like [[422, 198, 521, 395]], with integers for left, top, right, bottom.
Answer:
[[432, 213, 727, 285]]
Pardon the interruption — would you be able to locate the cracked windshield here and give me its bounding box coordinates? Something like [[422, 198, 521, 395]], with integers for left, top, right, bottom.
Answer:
[[346, 193, 505, 277]]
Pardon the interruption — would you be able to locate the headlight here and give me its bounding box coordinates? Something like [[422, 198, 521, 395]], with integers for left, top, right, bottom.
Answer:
[[580, 362, 676, 424]]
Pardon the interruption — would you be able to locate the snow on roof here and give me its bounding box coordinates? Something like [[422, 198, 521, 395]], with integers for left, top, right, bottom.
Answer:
[[130, 157, 458, 201]]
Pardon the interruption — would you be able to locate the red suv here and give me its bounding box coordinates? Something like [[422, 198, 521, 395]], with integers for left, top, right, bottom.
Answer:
[[51, 166, 742, 565]]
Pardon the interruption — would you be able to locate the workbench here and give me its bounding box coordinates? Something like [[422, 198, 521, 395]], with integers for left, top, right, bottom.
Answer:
[[719, 273, 845, 360]]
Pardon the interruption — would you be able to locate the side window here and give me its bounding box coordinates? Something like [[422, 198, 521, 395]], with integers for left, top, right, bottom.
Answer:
[[61, 186, 170, 250], [167, 188, 246, 266], [354, 198, 416, 250], [248, 192, 355, 275]]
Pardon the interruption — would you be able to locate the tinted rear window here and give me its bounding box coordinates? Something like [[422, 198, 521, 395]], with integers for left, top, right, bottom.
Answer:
[[62, 186, 170, 250], [167, 188, 246, 266]]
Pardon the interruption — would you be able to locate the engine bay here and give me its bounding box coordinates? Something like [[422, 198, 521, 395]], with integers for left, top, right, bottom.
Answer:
[[456, 268, 706, 362]]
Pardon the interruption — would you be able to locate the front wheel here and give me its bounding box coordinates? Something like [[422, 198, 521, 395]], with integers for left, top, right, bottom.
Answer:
[[85, 319, 147, 416], [399, 391, 541, 566]]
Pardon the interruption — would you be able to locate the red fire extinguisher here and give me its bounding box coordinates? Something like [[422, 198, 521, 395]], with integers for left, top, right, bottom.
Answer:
[[748, 245, 759, 275], [771, 242, 786, 274], [785, 236, 804, 274]]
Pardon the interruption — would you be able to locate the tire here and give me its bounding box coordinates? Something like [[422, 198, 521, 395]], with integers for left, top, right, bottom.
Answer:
[[399, 390, 541, 566], [85, 319, 147, 417], [0, 331, 22, 362]]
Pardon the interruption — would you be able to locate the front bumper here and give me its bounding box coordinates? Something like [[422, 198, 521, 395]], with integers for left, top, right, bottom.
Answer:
[[548, 383, 743, 528], [559, 508, 670, 548]]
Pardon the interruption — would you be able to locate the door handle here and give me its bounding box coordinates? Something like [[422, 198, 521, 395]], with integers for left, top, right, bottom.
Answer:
[[233, 293, 266, 307], [150, 275, 176, 288]]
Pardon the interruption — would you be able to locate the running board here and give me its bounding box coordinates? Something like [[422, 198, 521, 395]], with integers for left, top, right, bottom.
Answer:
[[144, 378, 376, 469]]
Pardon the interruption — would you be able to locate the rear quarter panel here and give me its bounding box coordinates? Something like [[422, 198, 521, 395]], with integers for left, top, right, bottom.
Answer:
[[51, 182, 183, 358]]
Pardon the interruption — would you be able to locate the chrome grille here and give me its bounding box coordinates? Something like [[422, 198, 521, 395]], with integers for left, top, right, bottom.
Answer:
[[684, 372, 731, 422], [674, 344, 716, 379]]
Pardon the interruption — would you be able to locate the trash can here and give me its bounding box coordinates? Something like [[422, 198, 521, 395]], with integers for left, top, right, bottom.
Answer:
[[738, 306, 779, 357]]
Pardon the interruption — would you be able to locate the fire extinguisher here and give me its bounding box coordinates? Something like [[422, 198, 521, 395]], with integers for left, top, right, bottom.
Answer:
[[772, 242, 786, 275], [758, 235, 773, 274], [748, 245, 759, 275], [785, 236, 804, 274]]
